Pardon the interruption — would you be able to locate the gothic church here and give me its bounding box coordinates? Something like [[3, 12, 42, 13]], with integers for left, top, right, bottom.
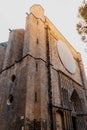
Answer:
[[0, 5, 87, 130]]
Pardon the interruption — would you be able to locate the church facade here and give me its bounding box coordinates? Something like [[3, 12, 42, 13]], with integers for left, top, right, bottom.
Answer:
[[0, 5, 87, 130]]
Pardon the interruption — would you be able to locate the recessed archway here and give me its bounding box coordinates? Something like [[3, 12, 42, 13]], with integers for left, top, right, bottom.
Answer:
[[70, 89, 83, 113], [70, 89, 83, 130]]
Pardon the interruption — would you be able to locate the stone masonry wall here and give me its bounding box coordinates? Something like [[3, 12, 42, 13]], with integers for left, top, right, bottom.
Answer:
[[0, 43, 7, 72], [3, 29, 24, 69], [0, 56, 28, 130]]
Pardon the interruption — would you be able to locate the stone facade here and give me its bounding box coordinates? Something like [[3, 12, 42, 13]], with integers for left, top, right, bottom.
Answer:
[[0, 4, 87, 130]]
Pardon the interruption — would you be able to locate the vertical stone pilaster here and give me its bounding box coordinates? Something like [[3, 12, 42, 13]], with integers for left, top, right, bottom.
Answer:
[[77, 53, 87, 109]]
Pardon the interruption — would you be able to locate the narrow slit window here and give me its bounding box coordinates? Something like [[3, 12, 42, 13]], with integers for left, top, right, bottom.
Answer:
[[36, 63, 38, 71], [37, 39, 39, 44], [37, 20, 38, 25], [35, 92, 37, 102]]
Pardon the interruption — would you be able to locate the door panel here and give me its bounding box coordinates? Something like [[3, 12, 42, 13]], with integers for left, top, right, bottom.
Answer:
[[56, 112, 63, 130]]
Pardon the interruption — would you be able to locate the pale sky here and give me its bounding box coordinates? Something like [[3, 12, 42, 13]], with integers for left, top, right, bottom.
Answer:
[[0, 0, 87, 77]]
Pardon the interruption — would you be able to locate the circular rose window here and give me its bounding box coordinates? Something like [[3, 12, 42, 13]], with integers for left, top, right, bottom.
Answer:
[[57, 40, 76, 74]]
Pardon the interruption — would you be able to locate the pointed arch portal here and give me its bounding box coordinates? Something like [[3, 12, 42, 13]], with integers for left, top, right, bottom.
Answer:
[[70, 89, 83, 113], [70, 89, 84, 130]]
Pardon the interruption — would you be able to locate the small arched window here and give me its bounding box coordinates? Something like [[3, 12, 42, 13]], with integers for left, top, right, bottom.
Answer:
[[11, 75, 16, 82], [7, 95, 14, 105]]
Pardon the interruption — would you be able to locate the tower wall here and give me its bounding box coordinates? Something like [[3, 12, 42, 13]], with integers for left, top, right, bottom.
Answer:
[[3, 29, 24, 69], [0, 44, 7, 71], [0, 57, 28, 130], [23, 5, 50, 129], [23, 5, 46, 61]]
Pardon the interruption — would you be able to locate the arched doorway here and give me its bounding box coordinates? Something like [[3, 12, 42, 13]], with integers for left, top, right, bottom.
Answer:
[[56, 111, 63, 130], [70, 89, 83, 130], [70, 89, 83, 113]]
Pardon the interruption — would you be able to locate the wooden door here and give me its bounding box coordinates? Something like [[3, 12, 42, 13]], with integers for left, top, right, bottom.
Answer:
[[56, 112, 63, 130]]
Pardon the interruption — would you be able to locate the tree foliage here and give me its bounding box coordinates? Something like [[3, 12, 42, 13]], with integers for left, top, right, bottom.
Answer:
[[79, 3, 87, 22], [76, 1, 87, 42]]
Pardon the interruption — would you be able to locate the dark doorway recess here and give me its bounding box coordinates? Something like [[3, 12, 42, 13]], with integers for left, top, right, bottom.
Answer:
[[72, 116, 77, 130]]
